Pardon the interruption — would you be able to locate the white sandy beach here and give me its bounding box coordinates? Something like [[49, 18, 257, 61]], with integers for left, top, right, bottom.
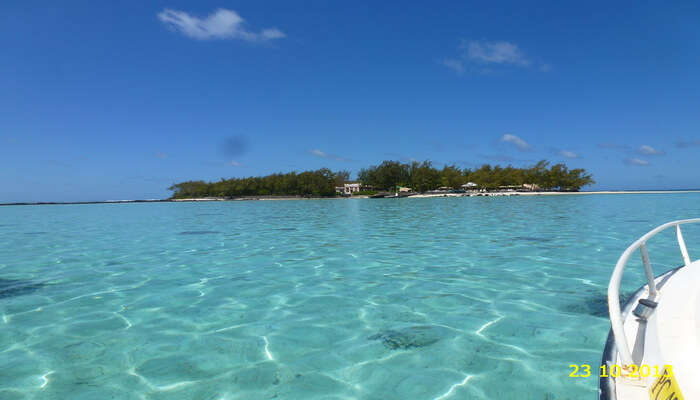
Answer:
[[409, 190, 700, 198]]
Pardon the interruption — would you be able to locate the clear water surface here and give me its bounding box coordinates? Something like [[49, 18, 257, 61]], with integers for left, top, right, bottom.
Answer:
[[1, 194, 699, 399]]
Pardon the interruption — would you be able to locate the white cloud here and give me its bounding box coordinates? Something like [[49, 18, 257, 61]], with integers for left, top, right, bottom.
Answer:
[[309, 149, 352, 162], [500, 134, 532, 151], [157, 8, 285, 41], [229, 160, 241, 166], [441, 59, 464, 74], [442, 40, 550, 74], [558, 150, 579, 158], [637, 145, 665, 155], [465, 40, 530, 66], [624, 158, 650, 166]]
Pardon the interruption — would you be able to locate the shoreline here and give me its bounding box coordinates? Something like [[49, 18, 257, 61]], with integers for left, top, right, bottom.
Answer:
[[409, 190, 700, 198], [2, 190, 700, 206]]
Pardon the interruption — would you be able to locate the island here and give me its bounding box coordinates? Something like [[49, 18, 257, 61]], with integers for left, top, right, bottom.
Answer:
[[167, 160, 594, 199]]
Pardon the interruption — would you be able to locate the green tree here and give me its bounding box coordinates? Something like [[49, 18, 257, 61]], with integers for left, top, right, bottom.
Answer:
[[358, 161, 410, 190], [440, 164, 464, 189], [409, 161, 441, 192]]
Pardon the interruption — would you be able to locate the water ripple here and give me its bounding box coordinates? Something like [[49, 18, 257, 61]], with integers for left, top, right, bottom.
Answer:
[[0, 195, 698, 398]]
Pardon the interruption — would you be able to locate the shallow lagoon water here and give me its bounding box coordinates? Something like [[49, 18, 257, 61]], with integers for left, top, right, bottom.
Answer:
[[1, 194, 699, 399]]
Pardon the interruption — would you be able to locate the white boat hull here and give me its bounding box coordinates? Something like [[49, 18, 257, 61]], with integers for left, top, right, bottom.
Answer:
[[601, 261, 699, 400]]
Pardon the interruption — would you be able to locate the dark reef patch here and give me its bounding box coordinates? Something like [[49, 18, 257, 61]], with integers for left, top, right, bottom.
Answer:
[[368, 325, 446, 350], [564, 288, 636, 318], [0, 278, 46, 299], [178, 231, 221, 235]]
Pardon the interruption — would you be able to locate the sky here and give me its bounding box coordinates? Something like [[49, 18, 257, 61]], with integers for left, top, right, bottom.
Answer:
[[1, 1, 700, 202]]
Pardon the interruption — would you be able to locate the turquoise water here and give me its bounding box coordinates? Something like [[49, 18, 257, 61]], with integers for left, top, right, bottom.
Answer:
[[1, 194, 699, 399]]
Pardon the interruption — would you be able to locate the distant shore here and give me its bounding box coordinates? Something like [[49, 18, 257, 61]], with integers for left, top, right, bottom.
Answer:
[[3, 190, 700, 206], [0, 199, 170, 206], [410, 190, 700, 198], [162, 189, 700, 202]]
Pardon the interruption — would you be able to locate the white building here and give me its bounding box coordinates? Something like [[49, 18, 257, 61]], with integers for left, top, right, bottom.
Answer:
[[340, 183, 363, 195]]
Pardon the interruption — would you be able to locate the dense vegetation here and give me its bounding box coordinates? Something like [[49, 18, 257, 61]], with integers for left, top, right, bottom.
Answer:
[[168, 169, 349, 199], [358, 160, 594, 191], [168, 160, 594, 198]]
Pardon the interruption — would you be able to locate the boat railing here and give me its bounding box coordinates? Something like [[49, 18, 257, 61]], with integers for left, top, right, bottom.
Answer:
[[608, 218, 700, 368]]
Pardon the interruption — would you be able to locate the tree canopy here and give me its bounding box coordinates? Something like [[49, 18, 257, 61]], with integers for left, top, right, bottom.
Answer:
[[167, 160, 594, 198], [357, 160, 594, 191], [168, 169, 349, 199]]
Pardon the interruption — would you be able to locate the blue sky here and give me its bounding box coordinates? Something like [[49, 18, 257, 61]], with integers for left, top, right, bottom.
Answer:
[[1, 1, 699, 202]]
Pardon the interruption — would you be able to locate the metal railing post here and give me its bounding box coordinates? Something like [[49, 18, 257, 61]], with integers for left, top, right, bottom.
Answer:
[[676, 225, 692, 267], [640, 243, 657, 297], [608, 267, 634, 367]]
